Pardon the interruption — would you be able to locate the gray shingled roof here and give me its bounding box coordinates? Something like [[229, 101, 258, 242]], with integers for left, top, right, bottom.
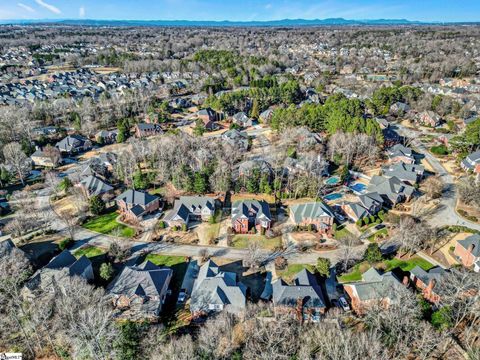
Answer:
[[80, 175, 113, 196], [410, 266, 445, 286], [367, 176, 415, 204], [190, 260, 247, 314], [290, 202, 334, 223], [0, 237, 15, 258], [383, 163, 424, 183], [387, 144, 413, 159], [457, 234, 480, 257], [56, 135, 88, 152], [272, 269, 326, 309], [232, 199, 272, 222], [164, 196, 215, 223], [344, 202, 371, 219], [116, 189, 158, 207], [346, 268, 403, 302], [358, 192, 384, 209], [462, 151, 480, 170]]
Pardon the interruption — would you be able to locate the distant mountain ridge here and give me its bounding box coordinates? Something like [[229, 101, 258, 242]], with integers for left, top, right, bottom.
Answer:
[[1, 18, 477, 27]]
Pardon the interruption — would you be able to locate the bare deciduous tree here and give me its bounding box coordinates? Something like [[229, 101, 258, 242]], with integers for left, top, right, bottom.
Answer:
[[3, 142, 31, 186]]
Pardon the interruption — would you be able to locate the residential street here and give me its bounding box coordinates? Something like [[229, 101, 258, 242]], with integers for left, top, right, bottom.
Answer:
[[393, 123, 480, 231]]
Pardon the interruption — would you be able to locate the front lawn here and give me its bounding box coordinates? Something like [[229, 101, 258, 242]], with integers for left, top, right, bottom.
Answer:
[[338, 261, 371, 283], [277, 264, 316, 283], [334, 225, 353, 240], [144, 254, 187, 267], [231, 234, 282, 250], [73, 245, 105, 258], [367, 228, 389, 242], [338, 256, 434, 283], [382, 256, 434, 272], [83, 212, 135, 237]]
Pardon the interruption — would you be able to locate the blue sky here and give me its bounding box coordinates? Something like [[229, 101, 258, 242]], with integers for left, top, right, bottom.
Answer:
[[1, 0, 479, 22]]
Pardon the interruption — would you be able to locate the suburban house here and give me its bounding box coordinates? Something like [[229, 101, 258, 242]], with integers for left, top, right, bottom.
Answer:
[[374, 117, 389, 129], [197, 107, 220, 123], [107, 261, 172, 321], [390, 101, 410, 115], [367, 175, 415, 206], [55, 135, 92, 154], [231, 199, 272, 234], [30, 147, 59, 168], [382, 162, 425, 184], [78, 175, 114, 198], [232, 112, 253, 128], [163, 196, 216, 228], [409, 266, 446, 304], [461, 150, 480, 172], [387, 144, 415, 164], [238, 159, 273, 179], [190, 260, 246, 316], [343, 267, 403, 314], [272, 269, 326, 322], [221, 129, 249, 151], [341, 192, 384, 222], [116, 189, 160, 222], [454, 234, 480, 271], [95, 129, 118, 144], [24, 250, 94, 296], [289, 202, 335, 236], [418, 111, 442, 127], [135, 123, 163, 138], [259, 108, 274, 123]]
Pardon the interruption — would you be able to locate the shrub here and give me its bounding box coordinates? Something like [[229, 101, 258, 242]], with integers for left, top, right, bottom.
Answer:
[[449, 245, 455, 252], [307, 224, 313, 232], [208, 215, 216, 224], [181, 223, 187, 231], [364, 243, 383, 264], [157, 221, 166, 229], [59, 237, 73, 250], [89, 195, 106, 215], [369, 215, 376, 224], [431, 306, 453, 330], [430, 144, 449, 155], [378, 210, 385, 221], [100, 262, 114, 281], [356, 219, 363, 227], [332, 223, 337, 232], [172, 225, 178, 231], [316, 257, 331, 277], [363, 217, 370, 225]]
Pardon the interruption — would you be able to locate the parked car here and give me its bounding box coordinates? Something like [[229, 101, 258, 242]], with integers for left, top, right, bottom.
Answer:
[[177, 289, 187, 304], [339, 296, 350, 311]]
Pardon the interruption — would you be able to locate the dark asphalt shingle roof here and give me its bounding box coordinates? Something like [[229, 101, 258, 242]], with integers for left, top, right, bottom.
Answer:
[[458, 234, 480, 257], [116, 189, 158, 207]]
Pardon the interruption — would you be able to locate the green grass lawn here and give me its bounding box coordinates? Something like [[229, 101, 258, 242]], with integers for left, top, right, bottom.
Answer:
[[277, 264, 315, 283], [231, 235, 282, 250], [338, 256, 434, 283], [383, 256, 434, 272], [338, 261, 371, 283], [83, 212, 135, 237], [334, 225, 353, 240], [73, 245, 105, 258], [144, 254, 187, 267]]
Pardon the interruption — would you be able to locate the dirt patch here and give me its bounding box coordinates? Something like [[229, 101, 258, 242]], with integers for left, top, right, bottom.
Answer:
[[53, 195, 81, 216], [231, 193, 275, 203], [195, 222, 221, 245], [289, 232, 322, 243]]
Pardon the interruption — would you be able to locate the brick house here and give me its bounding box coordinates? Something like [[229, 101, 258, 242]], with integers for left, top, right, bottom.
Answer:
[[454, 234, 480, 270], [409, 266, 445, 304], [231, 200, 272, 234], [387, 144, 415, 164], [163, 196, 216, 228], [343, 268, 403, 315], [289, 202, 335, 236], [418, 111, 442, 127], [115, 189, 160, 222], [55, 135, 92, 154], [272, 269, 326, 322], [135, 123, 163, 138]]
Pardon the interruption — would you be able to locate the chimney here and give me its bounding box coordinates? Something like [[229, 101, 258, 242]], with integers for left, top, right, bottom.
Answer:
[[468, 243, 475, 254]]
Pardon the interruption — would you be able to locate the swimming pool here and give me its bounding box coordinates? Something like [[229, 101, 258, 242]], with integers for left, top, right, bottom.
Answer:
[[325, 176, 340, 185], [324, 193, 343, 201], [350, 183, 367, 193]]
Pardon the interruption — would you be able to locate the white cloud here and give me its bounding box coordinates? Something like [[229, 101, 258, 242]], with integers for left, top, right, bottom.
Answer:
[[34, 0, 61, 14], [79, 6, 85, 18], [265, 3, 272, 10], [18, 3, 36, 13]]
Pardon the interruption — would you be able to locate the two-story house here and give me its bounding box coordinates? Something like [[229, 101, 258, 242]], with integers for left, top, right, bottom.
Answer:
[[454, 234, 480, 272], [115, 189, 160, 222], [231, 200, 272, 234], [289, 202, 335, 236], [164, 196, 216, 228]]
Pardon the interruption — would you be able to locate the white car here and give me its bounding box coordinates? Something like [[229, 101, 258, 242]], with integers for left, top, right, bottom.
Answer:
[[339, 296, 350, 311], [177, 290, 187, 304]]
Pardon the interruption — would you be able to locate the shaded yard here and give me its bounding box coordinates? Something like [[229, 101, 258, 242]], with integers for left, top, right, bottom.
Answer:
[[334, 225, 353, 240], [82, 212, 135, 237], [277, 264, 315, 283], [231, 234, 282, 250], [73, 245, 105, 258]]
